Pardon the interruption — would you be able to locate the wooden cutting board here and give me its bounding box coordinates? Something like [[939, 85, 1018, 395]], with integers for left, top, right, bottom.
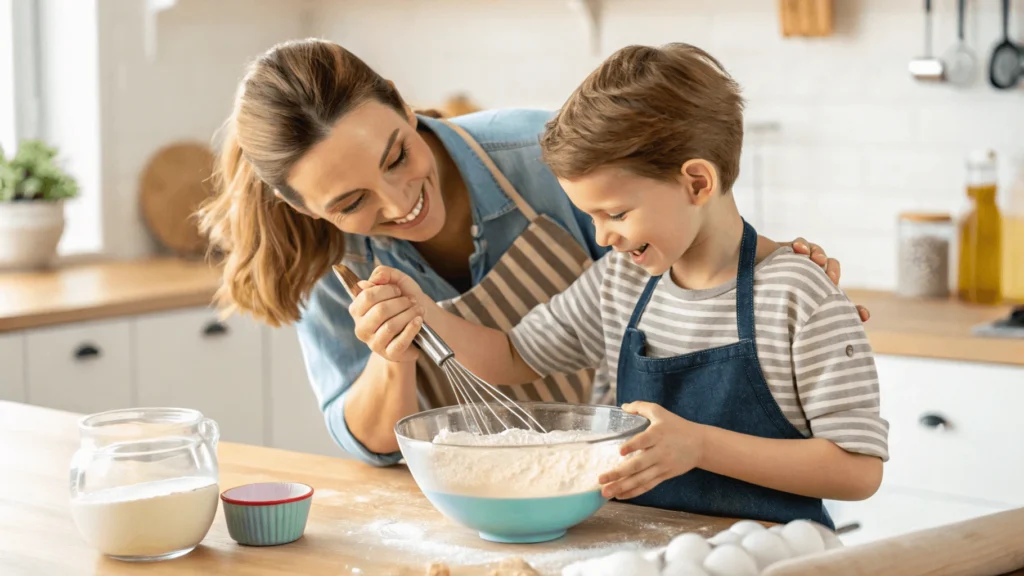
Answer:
[[139, 142, 216, 259]]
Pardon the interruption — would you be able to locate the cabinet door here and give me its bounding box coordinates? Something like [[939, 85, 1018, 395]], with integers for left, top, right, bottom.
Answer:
[[0, 333, 26, 402], [875, 354, 1024, 505], [825, 486, 1012, 547], [268, 325, 347, 457], [25, 319, 132, 414], [135, 307, 265, 446]]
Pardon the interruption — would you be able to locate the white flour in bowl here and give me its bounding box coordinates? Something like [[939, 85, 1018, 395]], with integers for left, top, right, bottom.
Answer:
[[421, 428, 628, 498]]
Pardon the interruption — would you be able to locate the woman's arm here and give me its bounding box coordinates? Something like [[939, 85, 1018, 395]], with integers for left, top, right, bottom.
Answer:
[[296, 276, 415, 465], [341, 355, 420, 455]]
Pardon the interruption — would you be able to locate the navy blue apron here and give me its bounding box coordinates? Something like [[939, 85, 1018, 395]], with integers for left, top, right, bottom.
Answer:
[[616, 220, 834, 529]]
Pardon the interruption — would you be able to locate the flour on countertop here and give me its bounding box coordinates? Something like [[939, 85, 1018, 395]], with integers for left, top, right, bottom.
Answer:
[[420, 428, 627, 498]]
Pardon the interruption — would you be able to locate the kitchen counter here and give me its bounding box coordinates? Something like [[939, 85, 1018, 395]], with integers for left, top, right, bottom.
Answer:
[[0, 401, 736, 576], [0, 258, 1020, 367]]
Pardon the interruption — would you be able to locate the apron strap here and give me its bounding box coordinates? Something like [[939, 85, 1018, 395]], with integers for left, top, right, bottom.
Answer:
[[626, 276, 661, 330], [735, 219, 758, 343], [440, 119, 540, 222]]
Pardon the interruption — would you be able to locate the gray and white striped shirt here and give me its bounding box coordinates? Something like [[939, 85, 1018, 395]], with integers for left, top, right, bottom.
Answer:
[[509, 247, 889, 460]]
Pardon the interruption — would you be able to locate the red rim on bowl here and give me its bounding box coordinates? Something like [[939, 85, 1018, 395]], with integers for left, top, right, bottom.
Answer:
[[220, 482, 314, 506]]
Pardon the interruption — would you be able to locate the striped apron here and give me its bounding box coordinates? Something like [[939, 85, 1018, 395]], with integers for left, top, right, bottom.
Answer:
[[410, 120, 596, 409]]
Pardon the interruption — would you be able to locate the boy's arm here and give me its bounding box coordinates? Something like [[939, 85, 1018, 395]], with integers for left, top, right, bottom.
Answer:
[[370, 254, 610, 387], [420, 301, 539, 386], [602, 294, 888, 502], [701, 293, 888, 500]]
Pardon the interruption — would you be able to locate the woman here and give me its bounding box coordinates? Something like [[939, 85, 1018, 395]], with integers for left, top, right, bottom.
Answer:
[[199, 38, 867, 467]]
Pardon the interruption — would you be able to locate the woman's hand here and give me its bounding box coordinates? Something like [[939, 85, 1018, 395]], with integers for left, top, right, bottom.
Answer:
[[598, 402, 706, 501], [785, 237, 870, 322], [349, 266, 430, 363]]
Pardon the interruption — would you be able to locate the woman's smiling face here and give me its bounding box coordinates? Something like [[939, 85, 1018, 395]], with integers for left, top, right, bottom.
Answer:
[[284, 101, 447, 242]]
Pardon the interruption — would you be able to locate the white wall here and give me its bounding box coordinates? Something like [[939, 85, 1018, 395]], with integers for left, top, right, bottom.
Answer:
[[95, 0, 313, 257], [309, 0, 1024, 289], [38, 0, 103, 255]]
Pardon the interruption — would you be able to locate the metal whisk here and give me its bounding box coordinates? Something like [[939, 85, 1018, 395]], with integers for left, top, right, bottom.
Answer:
[[332, 264, 546, 435]]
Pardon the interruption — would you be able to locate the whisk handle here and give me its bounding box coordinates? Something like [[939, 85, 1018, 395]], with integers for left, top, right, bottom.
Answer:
[[333, 264, 454, 367], [414, 322, 454, 366]]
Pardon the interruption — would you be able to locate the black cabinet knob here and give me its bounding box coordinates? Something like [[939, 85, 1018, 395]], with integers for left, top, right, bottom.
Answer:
[[919, 413, 951, 430], [74, 344, 101, 360], [202, 321, 229, 337]]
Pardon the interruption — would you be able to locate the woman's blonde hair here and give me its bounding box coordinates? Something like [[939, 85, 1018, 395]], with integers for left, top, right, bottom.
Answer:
[[197, 39, 405, 326]]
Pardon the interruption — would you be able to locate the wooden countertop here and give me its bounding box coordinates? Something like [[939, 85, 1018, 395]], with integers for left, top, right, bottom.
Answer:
[[0, 258, 1020, 367], [0, 258, 220, 332], [0, 401, 737, 576]]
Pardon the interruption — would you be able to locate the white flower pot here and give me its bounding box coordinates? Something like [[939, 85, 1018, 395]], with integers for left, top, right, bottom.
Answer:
[[0, 200, 66, 271]]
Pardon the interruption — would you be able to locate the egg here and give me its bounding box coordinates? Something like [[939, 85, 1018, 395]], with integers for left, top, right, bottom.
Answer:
[[665, 533, 712, 566], [641, 547, 665, 565], [707, 530, 744, 546], [740, 530, 793, 571], [779, 520, 826, 558], [768, 525, 784, 535], [662, 560, 710, 576], [808, 522, 844, 550], [596, 550, 660, 576], [702, 544, 759, 576], [728, 520, 766, 536]]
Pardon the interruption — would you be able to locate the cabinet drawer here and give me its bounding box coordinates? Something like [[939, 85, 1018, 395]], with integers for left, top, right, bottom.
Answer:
[[0, 333, 26, 402], [25, 319, 132, 415], [268, 325, 346, 457], [825, 486, 1012, 547], [876, 355, 1024, 505], [135, 307, 265, 445]]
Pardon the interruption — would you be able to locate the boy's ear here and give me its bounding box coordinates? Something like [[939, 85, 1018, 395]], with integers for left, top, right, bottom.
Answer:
[[680, 159, 718, 206]]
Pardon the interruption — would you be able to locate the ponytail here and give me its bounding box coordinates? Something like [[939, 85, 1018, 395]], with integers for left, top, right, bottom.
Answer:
[[197, 126, 346, 327]]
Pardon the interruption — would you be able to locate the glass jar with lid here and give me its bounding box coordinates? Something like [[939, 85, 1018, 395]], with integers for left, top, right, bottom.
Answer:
[[68, 407, 220, 561], [897, 212, 954, 298]]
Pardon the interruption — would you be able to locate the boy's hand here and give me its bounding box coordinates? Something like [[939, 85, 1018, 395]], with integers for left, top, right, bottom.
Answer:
[[598, 402, 705, 501], [349, 266, 430, 363]]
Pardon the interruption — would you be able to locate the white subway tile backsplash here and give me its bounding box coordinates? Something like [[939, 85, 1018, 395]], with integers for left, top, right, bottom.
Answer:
[[90, 0, 1022, 290]]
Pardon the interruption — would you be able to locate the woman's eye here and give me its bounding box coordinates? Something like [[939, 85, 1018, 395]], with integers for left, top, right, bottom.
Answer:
[[608, 211, 627, 221], [387, 144, 409, 171], [340, 195, 365, 215]]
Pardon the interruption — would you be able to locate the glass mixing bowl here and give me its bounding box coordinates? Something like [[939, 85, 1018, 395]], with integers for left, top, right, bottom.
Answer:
[[395, 402, 649, 543]]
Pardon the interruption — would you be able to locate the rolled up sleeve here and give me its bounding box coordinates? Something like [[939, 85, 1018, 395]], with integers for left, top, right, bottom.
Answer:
[[296, 273, 403, 467]]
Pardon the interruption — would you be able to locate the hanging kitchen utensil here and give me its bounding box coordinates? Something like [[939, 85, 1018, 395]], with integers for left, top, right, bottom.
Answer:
[[909, 0, 945, 81], [139, 141, 216, 258], [989, 0, 1022, 89], [945, 0, 976, 86]]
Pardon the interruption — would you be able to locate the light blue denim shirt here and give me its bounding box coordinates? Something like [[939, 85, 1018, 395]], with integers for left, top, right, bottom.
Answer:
[[295, 109, 609, 466]]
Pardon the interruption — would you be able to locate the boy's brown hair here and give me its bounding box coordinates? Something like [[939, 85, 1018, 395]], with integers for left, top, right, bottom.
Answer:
[[541, 43, 744, 193]]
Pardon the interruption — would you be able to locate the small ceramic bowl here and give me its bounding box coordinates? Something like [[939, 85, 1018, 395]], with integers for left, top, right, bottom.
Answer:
[[220, 482, 313, 546]]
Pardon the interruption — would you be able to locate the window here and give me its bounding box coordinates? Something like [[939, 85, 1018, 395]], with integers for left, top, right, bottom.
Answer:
[[0, 0, 39, 154]]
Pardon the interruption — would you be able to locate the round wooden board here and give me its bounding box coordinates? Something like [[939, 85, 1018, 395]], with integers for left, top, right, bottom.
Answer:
[[139, 142, 216, 258]]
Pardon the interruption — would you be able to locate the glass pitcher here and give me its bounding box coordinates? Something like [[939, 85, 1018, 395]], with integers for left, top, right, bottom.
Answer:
[[69, 408, 221, 562]]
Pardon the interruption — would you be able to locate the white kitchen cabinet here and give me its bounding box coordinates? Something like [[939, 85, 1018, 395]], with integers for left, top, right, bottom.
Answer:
[[24, 318, 132, 415], [0, 333, 26, 402], [825, 486, 1012, 547], [134, 307, 265, 446], [875, 354, 1024, 506], [268, 325, 347, 457]]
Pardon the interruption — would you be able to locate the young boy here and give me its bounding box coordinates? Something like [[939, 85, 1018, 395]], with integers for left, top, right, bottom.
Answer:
[[352, 43, 887, 527]]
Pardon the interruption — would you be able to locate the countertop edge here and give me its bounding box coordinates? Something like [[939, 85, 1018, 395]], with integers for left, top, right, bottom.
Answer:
[[0, 290, 218, 332]]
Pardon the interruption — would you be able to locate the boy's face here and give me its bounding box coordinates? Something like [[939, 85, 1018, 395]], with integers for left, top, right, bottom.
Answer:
[[559, 162, 715, 277]]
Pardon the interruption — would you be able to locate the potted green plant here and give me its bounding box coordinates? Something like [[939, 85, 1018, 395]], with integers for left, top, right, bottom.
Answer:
[[0, 140, 79, 270]]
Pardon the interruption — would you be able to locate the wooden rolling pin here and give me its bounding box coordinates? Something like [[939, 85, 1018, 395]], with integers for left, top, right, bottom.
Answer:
[[762, 507, 1024, 576]]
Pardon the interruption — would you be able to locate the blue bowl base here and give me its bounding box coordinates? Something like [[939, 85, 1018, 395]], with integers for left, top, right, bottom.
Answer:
[[479, 529, 567, 544]]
